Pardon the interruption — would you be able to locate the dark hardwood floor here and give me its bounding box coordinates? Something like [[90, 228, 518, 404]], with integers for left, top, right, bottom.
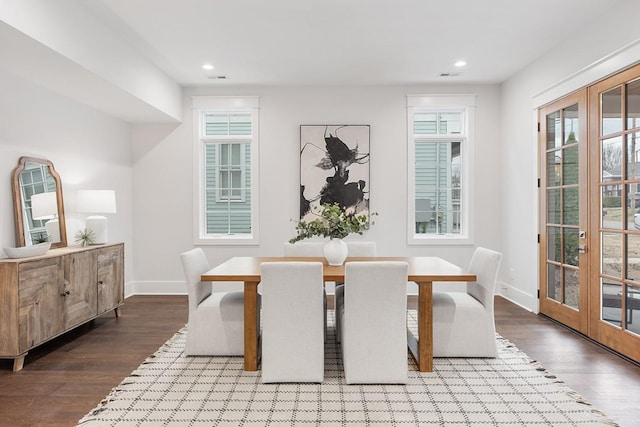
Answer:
[[0, 295, 638, 426], [0, 295, 189, 427], [494, 297, 640, 427]]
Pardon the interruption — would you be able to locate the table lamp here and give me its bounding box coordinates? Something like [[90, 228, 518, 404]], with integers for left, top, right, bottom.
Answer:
[[77, 190, 117, 244], [30, 191, 61, 243]]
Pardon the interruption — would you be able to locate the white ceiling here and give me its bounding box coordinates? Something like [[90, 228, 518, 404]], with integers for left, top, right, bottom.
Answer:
[[85, 0, 622, 87]]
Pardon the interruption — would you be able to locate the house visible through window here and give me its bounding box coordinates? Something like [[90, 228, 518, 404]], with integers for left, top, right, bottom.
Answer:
[[407, 95, 475, 244], [192, 97, 259, 245], [217, 144, 243, 201]]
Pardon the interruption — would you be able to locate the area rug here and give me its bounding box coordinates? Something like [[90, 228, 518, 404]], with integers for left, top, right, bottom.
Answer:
[[78, 311, 618, 426]]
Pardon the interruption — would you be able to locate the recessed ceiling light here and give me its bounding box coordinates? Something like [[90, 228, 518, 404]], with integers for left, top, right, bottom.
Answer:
[[454, 60, 467, 67], [202, 63, 214, 71]]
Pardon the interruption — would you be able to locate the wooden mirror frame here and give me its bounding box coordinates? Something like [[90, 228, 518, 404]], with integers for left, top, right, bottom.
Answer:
[[11, 157, 67, 248]]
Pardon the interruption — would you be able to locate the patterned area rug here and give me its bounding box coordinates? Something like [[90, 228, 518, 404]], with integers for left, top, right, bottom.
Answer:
[[78, 311, 618, 426]]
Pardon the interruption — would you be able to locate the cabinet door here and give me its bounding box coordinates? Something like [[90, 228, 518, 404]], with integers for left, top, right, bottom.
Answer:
[[18, 258, 64, 352], [97, 245, 124, 315], [63, 251, 98, 329]]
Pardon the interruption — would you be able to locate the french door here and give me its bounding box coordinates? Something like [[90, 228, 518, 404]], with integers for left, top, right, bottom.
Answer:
[[588, 63, 640, 361], [539, 89, 589, 333], [539, 63, 640, 363]]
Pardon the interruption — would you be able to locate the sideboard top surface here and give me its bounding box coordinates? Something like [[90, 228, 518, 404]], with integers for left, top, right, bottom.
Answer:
[[0, 243, 124, 264]]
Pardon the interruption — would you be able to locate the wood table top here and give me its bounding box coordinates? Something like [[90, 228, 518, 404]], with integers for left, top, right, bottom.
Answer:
[[201, 256, 476, 283]]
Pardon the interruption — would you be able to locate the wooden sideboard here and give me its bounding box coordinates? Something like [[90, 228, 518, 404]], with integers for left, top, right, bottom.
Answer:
[[0, 243, 124, 371]]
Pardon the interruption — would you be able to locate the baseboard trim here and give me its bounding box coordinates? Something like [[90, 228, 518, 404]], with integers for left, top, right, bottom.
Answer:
[[495, 281, 537, 313], [126, 281, 186, 298]]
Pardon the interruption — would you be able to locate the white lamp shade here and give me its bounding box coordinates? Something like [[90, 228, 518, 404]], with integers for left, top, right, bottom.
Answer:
[[31, 191, 58, 220], [77, 190, 117, 214]]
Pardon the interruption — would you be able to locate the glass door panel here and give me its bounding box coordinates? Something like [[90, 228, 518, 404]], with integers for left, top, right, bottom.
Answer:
[[625, 284, 640, 336], [627, 235, 640, 281], [602, 232, 622, 277], [602, 86, 622, 135], [564, 267, 579, 309], [627, 79, 640, 130], [539, 90, 588, 332], [589, 63, 640, 363], [602, 279, 623, 327]]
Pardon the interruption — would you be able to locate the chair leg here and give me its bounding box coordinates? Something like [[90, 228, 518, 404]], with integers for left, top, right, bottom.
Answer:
[[324, 288, 327, 343], [335, 284, 344, 343]]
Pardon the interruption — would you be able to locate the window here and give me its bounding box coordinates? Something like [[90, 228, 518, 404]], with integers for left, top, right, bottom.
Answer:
[[407, 95, 475, 244], [192, 96, 259, 245], [20, 164, 56, 241]]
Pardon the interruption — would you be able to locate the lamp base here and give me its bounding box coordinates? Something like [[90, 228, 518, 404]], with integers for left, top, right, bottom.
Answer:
[[85, 216, 108, 244], [44, 219, 61, 243]]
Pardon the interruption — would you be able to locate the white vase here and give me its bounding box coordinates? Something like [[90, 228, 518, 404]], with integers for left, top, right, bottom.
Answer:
[[324, 238, 348, 266]]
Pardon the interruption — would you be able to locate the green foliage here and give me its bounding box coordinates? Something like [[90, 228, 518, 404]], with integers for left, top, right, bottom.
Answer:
[[75, 228, 96, 247], [289, 203, 376, 243], [32, 232, 50, 244], [603, 196, 622, 208]]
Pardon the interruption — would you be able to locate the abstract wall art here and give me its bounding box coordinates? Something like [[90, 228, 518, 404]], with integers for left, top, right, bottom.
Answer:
[[299, 125, 370, 222]]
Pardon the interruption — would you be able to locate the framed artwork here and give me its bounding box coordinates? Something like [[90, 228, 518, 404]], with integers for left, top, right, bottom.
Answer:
[[299, 125, 370, 222]]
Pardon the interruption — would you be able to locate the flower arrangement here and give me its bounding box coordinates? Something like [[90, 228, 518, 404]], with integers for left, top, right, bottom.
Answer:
[[289, 202, 376, 243]]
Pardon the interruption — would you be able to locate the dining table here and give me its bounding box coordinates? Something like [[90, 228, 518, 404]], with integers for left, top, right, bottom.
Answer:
[[201, 256, 476, 373]]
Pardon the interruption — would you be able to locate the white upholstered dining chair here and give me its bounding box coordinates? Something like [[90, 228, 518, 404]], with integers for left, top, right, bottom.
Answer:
[[260, 261, 325, 383], [432, 247, 503, 357], [283, 241, 329, 341], [283, 241, 325, 257], [344, 241, 377, 258], [338, 261, 408, 384], [180, 248, 249, 356], [334, 241, 377, 342]]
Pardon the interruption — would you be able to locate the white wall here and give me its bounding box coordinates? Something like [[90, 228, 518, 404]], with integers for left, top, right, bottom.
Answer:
[[0, 69, 135, 284], [500, 0, 640, 310], [7, 0, 639, 305], [0, 0, 182, 123], [131, 84, 502, 294]]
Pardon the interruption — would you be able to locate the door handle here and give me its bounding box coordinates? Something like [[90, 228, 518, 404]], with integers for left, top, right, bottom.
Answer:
[[578, 244, 587, 254]]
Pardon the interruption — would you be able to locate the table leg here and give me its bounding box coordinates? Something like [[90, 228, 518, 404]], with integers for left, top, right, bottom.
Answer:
[[244, 280, 260, 371], [409, 280, 432, 372]]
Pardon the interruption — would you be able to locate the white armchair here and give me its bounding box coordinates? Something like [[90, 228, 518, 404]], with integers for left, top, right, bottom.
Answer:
[[338, 261, 408, 384], [180, 248, 248, 356], [260, 262, 325, 383], [432, 247, 503, 357], [334, 241, 377, 342]]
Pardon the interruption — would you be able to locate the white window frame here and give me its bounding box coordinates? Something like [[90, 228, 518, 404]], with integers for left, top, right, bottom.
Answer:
[[192, 96, 259, 245], [407, 94, 476, 245]]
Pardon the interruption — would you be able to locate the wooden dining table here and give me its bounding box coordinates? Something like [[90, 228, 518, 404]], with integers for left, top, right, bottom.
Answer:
[[201, 256, 476, 373]]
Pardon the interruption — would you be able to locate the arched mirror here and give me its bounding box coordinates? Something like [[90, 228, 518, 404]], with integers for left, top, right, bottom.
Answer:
[[11, 157, 67, 248]]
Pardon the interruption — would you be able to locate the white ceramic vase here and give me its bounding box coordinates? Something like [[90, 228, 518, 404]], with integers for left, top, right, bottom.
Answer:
[[324, 238, 348, 266]]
